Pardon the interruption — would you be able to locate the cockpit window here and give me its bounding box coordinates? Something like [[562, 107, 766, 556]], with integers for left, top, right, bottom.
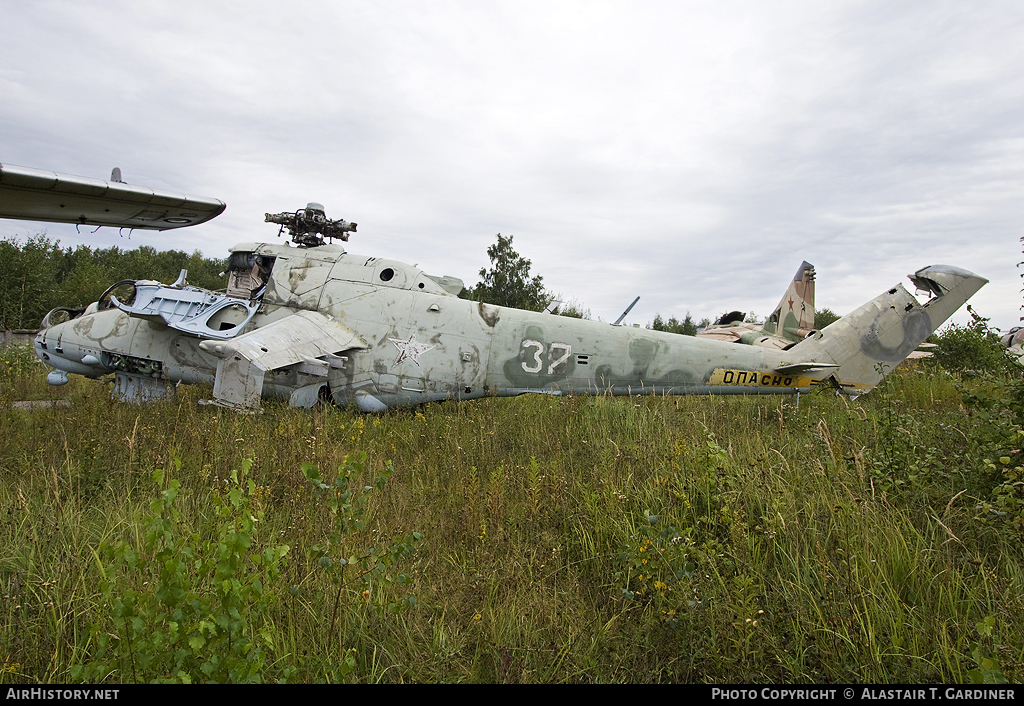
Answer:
[[228, 252, 255, 273], [226, 253, 276, 300]]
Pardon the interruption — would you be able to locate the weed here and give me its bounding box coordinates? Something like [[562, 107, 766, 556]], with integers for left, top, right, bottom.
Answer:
[[301, 454, 422, 675], [73, 459, 290, 683]]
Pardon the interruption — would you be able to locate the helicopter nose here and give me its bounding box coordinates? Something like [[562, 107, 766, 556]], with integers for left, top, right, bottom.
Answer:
[[34, 314, 110, 381]]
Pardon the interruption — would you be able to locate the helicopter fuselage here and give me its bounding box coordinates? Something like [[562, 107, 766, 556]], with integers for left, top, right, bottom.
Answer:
[[34, 242, 987, 411]]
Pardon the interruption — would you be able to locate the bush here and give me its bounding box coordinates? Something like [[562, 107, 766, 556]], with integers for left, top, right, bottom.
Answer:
[[932, 312, 1014, 375], [73, 459, 290, 683]]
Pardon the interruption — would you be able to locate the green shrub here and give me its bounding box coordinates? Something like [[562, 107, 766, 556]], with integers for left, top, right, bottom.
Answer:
[[933, 312, 1014, 375], [73, 459, 290, 683]]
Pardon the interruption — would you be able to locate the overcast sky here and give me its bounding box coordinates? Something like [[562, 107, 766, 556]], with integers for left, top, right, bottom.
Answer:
[[2, 1, 1022, 330]]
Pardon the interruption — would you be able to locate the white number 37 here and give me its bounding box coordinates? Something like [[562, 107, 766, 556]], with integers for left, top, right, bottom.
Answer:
[[520, 340, 572, 375]]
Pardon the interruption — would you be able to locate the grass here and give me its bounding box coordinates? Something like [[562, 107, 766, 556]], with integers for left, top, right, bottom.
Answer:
[[0, 346, 1021, 683]]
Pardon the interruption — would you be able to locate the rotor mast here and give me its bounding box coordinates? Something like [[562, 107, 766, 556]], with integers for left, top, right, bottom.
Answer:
[[265, 202, 357, 247]]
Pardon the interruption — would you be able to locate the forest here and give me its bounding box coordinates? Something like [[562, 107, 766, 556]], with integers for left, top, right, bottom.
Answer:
[[0, 235, 226, 331]]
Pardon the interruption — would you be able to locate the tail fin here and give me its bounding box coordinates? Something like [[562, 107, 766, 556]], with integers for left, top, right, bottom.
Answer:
[[762, 261, 816, 342], [783, 265, 987, 395]]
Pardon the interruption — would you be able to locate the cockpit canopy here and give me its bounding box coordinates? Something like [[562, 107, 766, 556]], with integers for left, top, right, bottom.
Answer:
[[226, 250, 276, 300]]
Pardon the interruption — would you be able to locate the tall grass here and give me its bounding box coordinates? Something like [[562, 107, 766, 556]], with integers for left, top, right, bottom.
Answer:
[[0, 351, 1020, 682]]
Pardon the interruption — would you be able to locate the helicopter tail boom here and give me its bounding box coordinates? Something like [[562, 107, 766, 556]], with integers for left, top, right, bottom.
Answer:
[[784, 265, 987, 395]]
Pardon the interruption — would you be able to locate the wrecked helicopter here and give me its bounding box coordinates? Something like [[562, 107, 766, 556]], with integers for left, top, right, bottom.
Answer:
[[0, 162, 987, 412]]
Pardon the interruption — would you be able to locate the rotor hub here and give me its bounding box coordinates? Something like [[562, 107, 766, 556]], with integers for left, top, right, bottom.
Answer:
[[265, 204, 357, 247]]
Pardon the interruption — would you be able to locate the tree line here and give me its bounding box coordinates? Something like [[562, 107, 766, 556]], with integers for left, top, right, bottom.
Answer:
[[651, 308, 841, 336], [0, 234, 225, 330], [1, 231, 839, 334], [465, 233, 841, 332]]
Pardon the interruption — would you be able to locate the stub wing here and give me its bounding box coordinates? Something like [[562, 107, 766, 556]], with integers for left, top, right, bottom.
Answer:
[[198, 311, 366, 409], [0, 162, 225, 230]]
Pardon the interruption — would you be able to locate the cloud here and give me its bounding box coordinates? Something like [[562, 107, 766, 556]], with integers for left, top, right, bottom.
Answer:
[[2, 1, 1021, 328]]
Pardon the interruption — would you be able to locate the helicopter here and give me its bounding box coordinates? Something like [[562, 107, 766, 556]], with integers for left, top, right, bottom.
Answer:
[[0, 162, 987, 411]]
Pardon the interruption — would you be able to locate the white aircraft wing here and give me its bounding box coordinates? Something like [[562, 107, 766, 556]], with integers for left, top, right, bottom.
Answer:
[[0, 163, 225, 230]]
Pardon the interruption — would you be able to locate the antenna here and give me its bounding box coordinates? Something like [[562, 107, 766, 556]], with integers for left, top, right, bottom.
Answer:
[[613, 296, 640, 326]]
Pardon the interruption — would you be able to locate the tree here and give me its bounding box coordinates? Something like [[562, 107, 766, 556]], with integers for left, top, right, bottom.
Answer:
[[467, 234, 552, 311], [0, 235, 227, 330], [650, 312, 698, 336], [814, 307, 840, 329], [0, 234, 63, 329], [933, 310, 1013, 375], [550, 299, 591, 319]]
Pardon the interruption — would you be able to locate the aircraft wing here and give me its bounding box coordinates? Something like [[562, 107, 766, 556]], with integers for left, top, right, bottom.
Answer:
[[198, 311, 366, 408], [0, 162, 225, 230]]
